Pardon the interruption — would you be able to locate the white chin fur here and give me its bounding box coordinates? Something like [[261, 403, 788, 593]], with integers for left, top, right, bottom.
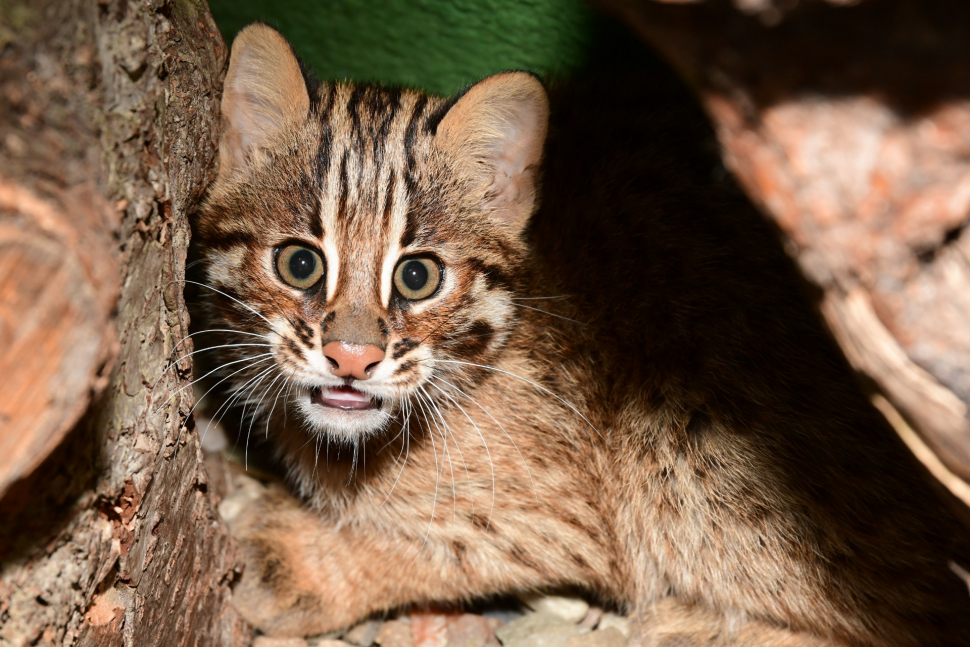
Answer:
[[296, 395, 393, 440]]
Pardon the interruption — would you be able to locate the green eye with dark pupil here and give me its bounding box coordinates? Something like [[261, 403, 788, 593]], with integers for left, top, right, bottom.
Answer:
[[393, 257, 440, 300], [276, 244, 324, 289]]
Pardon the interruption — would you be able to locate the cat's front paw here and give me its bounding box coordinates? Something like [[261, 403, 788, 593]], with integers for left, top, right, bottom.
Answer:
[[233, 530, 327, 636], [222, 481, 334, 637]]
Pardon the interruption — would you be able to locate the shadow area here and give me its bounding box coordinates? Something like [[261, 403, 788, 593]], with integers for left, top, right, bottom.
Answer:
[[0, 405, 102, 566]]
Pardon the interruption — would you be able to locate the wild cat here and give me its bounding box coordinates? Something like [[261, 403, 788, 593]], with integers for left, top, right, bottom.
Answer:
[[194, 23, 970, 646]]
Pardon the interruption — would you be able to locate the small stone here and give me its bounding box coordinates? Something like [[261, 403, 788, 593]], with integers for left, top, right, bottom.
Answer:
[[253, 638, 309, 647], [579, 607, 603, 630], [483, 617, 504, 646], [411, 612, 448, 647], [306, 633, 348, 645], [345, 620, 382, 647], [495, 612, 587, 647], [196, 412, 228, 453], [375, 620, 414, 647], [596, 614, 631, 639], [446, 614, 491, 647], [518, 594, 590, 624], [217, 473, 264, 523], [481, 608, 522, 626], [562, 628, 627, 647]]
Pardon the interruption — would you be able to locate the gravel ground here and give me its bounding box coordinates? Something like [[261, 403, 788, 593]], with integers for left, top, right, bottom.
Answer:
[[251, 594, 631, 647]]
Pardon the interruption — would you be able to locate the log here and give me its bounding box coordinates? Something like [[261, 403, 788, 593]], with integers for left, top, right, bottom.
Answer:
[[0, 0, 250, 644], [599, 0, 970, 505]]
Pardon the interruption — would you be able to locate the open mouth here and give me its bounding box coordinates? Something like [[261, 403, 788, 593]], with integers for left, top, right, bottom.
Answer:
[[311, 385, 378, 411]]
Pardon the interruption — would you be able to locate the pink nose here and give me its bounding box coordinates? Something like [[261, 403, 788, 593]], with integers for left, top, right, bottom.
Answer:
[[322, 341, 385, 380]]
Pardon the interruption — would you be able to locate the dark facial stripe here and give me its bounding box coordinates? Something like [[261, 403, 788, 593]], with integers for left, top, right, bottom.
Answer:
[[289, 162, 324, 240], [403, 96, 428, 196], [284, 337, 303, 359], [319, 82, 337, 120], [466, 258, 512, 290], [294, 317, 315, 347], [337, 150, 350, 221], [321, 311, 335, 335], [400, 207, 421, 249], [382, 171, 396, 233], [347, 85, 365, 144], [316, 85, 336, 174], [423, 95, 456, 136], [214, 285, 268, 326], [199, 229, 258, 251], [392, 337, 419, 360], [456, 320, 493, 358], [372, 87, 402, 161]]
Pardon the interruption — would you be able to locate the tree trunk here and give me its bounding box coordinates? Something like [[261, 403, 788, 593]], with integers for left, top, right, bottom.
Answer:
[[599, 0, 970, 510], [0, 0, 250, 644]]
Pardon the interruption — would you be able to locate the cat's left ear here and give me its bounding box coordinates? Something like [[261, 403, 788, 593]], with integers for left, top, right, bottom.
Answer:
[[437, 72, 549, 232]]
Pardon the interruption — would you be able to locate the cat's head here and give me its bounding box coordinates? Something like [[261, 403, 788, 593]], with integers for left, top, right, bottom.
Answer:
[[196, 24, 548, 440]]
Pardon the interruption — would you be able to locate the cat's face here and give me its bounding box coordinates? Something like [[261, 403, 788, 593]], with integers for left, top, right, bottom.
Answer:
[[196, 25, 548, 440]]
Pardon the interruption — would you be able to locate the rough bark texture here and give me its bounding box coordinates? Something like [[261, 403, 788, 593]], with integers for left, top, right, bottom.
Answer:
[[0, 0, 250, 644], [600, 0, 970, 507]]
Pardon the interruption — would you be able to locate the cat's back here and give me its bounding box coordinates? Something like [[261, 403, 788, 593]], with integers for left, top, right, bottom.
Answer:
[[529, 74, 838, 410], [526, 72, 970, 643]]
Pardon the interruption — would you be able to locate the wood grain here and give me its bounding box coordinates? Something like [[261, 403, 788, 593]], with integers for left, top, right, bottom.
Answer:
[[0, 181, 118, 497]]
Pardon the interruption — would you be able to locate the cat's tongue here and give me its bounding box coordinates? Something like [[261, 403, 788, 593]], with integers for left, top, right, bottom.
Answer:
[[314, 385, 374, 410]]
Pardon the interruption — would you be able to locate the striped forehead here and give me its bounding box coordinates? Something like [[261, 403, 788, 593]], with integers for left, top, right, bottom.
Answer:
[[316, 85, 429, 306]]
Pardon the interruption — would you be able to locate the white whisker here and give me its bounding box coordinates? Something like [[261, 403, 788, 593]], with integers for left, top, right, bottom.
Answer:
[[169, 327, 273, 354], [411, 390, 441, 561], [178, 280, 276, 328], [151, 342, 272, 392], [264, 372, 292, 440], [244, 369, 287, 461], [434, 359, 603, 442], [381, 398, 413, 507], [511, 302, 585, 325], [510, 295, 570, 301], [201, 360, 276, 467], [182, 355, 275, 449], [419, 385, 458, 524], [152, 352, 275, 415], [433, 376, 537, 506], [426, 380, 496, 529], [233, 364, 278, 469]]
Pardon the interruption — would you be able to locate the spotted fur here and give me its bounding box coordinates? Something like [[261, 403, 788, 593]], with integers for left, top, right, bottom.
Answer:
[[196, 23, 970, 646]]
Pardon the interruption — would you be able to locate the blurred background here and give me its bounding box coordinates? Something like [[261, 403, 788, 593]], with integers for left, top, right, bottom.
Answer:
[[208, 0, 632, 94]]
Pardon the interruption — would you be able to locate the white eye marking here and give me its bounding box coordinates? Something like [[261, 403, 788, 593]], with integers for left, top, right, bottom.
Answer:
[[381, 171, 408, 307], [381, 239, 400, 307], [323, 235, 340, 302]]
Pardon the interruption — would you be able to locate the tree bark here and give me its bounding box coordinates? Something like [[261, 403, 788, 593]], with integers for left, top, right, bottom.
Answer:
[[0, 0, 250, 644], [599, 0, 970, 509]]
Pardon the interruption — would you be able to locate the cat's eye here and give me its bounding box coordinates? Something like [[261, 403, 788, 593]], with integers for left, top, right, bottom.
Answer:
[[393, 257, 441, 301], [276, 244, 325, 289]]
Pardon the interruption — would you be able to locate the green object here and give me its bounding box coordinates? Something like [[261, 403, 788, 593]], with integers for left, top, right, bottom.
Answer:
[[207, 0, 641, 95]]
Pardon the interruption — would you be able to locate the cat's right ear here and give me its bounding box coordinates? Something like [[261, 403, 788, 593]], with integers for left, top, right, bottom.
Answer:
[[436, 72, 549, 232], [219, 24, 310, 177]]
